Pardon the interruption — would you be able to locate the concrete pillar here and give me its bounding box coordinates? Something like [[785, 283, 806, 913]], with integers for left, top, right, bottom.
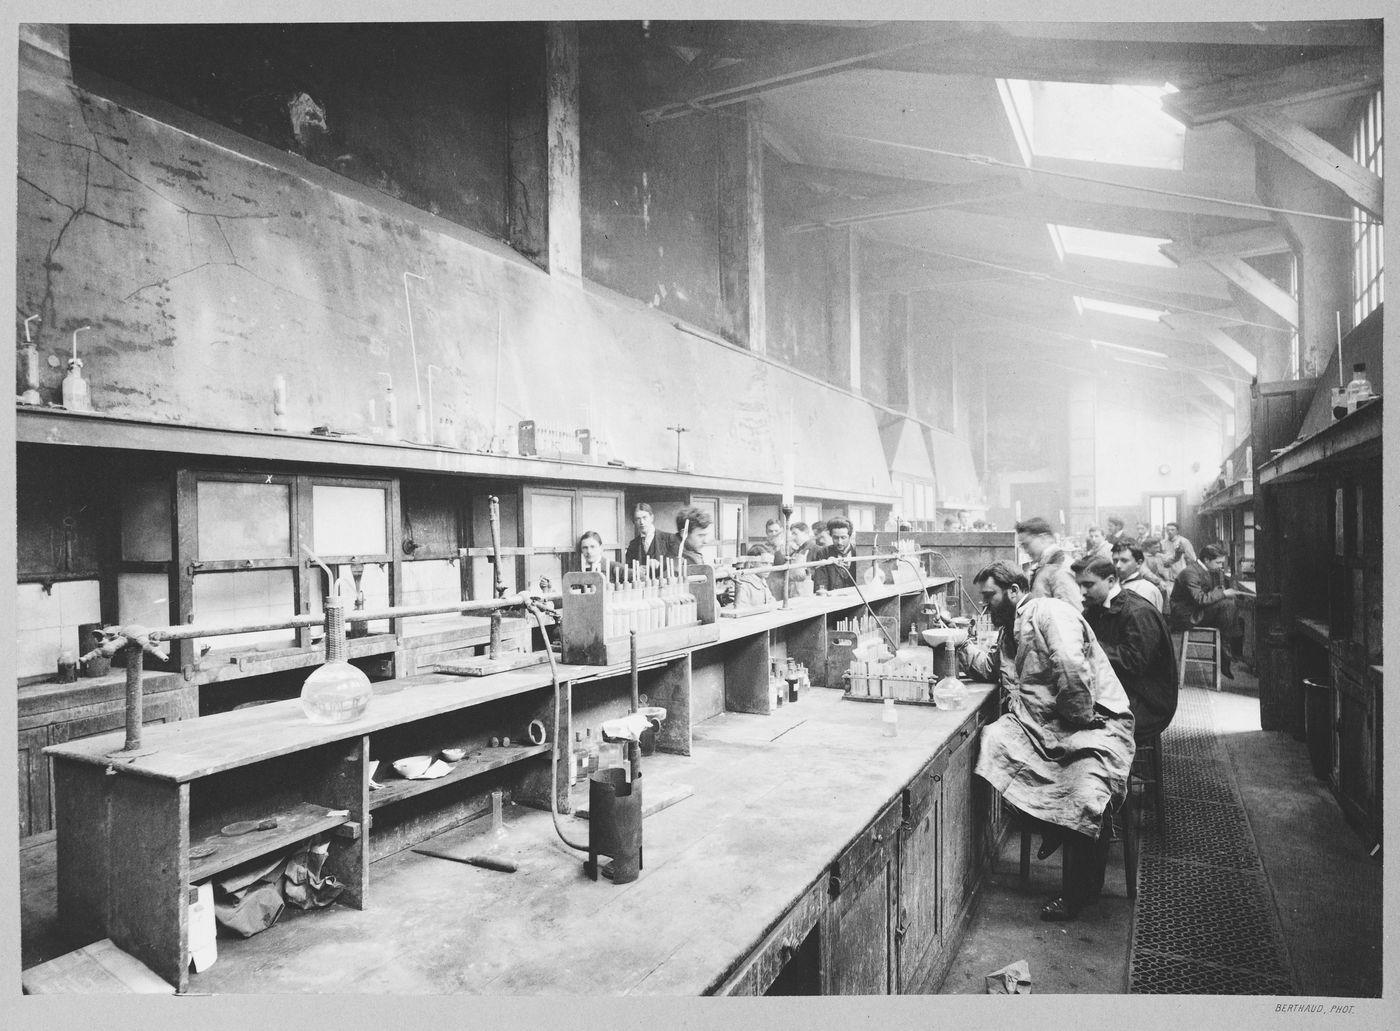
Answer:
[[718, 100, 766, 352], [1255, 141, 1353, 379], [887, 292, 910, 412], [546, 23, 581, 281], [507, 26, 548, 268], [1068, 377, 1096, 532]]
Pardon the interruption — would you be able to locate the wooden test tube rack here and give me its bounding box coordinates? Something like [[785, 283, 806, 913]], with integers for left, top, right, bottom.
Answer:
[[560, 565, 720, 665]]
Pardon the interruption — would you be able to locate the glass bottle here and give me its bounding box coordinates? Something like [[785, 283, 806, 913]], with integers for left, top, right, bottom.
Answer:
[[1345, 363, 1373, 413], [881, 697, 898, 737]]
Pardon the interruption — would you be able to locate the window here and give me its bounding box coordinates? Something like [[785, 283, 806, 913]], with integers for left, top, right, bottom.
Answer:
[[1052, 226, 1175, 268], [1351, 90, 1383, 324]]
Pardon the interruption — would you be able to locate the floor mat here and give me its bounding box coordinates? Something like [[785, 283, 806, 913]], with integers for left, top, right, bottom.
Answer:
[[1128, 687, 1299, 994]]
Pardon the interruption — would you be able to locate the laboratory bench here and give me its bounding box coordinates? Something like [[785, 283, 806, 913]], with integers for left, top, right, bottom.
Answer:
[[43, 576, 998, 994]]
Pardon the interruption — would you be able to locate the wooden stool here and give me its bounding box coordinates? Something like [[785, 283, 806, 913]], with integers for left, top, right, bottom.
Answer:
[[1175, 626, 1222, 691], [1017, 782, 1139, 899], [1133, 733, 1166, 834]]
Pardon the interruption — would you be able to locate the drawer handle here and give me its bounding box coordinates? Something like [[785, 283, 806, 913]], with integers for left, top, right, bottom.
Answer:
[[932, 773, 942, 783], [872, 831, 885, 843]]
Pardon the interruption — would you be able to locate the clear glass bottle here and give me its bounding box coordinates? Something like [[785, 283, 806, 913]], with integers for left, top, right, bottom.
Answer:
[[1345, 362, 1374, 413], [300, 596, 372, 724], [881, 697, 898, 737]]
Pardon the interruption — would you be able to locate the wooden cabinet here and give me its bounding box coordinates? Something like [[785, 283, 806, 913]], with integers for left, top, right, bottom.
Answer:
[[895, 750, 947, 993], [716, 877, 826, 996], [824, 797, 902, 994]]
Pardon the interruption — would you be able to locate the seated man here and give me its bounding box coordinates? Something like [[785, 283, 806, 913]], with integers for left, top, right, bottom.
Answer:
[[1082, 524, 1112, 562], [1015, 516, 1082, 607], [1111, 540, 1165, 613], [673, 505, 713, 569], [1104, 516, 1127, 548], [576, 530, 617, 578], [731, 544, 777, 609], [624, 502, 678, 570], [811, 516, 857, 594], [1170, 544, 1241, 679], [762, 518, 790, 599], [964, 561, 1135, 922], [811, 520, 833, 549], [1074, 556, 1178, 743]]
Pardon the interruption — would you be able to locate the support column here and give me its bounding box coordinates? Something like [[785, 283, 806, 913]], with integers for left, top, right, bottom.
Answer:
[[1067, 377, 1096, 533], [848, 231, 862, 390], [507, 25, 548, 268], [546, 23, 581, 281], [718, 100, 766, 352], [887, 292, 911, 412], [1255, 141, 1353, 380]]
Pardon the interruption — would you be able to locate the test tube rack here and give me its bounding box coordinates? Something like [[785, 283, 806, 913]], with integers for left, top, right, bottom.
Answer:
[[821, 615, 896, 688], [560, 565, 720, 666]]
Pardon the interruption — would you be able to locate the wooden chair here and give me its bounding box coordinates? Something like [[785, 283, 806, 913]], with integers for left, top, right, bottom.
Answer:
[[1175, 626, 1222, 691]]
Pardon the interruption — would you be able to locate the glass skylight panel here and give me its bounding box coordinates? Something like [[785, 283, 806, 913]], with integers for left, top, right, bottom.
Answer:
[[1002, 79, 1184, 169], [1054, 225, 1175, 267], [1076, 297, 1166, 321]]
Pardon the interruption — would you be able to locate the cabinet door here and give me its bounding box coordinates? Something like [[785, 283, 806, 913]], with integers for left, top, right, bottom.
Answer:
[[896, 756, 946, 994], [826, 800, 900, 995], [18, 727, 52, 838], [939, 720, 978, 933]]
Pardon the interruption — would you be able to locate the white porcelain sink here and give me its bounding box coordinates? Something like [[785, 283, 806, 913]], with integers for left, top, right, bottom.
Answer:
[[922, 627, 968, 648]]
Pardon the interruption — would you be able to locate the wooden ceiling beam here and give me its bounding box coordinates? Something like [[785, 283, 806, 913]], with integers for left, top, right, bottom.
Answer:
[[1162, 49, 1382, 126], [1161, 244, 1300, 326], [1231, 109, 1382, 219], [997, 21, 1381, 49], [785, 176, 1026, 232], [1193, 372, 1237, 408], [640, 22, 982, 122], [1163, 319, 1259, 378], [1188, 225, 1292, 259]]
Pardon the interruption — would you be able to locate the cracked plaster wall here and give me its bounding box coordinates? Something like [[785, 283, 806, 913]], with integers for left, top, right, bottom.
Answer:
[[16, 65, 894, 497]]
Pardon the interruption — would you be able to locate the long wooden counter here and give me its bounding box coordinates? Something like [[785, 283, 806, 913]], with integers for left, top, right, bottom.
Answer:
[[45, 575, 988, 994], [184, 683, 998, 995]]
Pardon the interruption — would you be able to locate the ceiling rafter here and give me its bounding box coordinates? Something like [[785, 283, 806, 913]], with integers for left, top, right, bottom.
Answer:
[[1161, 244, 1300, 326], [640, 22, 984, 122], [785, 176, 1026, 232], [1161, 48, 1382, 125], [1230, 109, 1382, 219]]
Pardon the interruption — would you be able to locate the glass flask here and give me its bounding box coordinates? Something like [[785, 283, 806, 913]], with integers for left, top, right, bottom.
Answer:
[[300, 596, 372, 724]]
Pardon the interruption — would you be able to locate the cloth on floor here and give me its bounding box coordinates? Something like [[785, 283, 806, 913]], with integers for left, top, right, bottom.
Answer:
[[985, 959, 1032, 994]]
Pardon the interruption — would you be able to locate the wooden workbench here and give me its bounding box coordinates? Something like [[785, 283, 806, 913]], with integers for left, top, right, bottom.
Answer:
[[44, 576, 991, 994]]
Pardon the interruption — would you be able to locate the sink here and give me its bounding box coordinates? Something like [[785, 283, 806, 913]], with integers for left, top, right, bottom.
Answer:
[[922, 627, 968, 648]]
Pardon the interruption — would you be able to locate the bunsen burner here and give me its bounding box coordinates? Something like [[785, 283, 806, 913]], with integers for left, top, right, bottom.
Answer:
[[584, 767, 643, 883]]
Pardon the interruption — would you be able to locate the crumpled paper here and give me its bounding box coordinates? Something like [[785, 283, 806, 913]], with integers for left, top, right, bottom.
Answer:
[[985, 959, 1032, 994]]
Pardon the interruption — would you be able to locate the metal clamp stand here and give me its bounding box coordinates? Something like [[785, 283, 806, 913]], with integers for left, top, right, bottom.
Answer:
[[81, 626, 170, 759], [780, 501, 793, 609]]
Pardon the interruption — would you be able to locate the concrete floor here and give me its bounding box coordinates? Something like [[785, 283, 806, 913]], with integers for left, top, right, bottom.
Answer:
[[938, 680, 1383, 997]]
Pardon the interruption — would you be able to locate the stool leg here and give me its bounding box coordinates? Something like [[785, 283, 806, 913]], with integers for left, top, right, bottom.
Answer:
[[1214, 630, 1222, 691], [1020, 825, 1032, 880], [1124, 783, 1139, 899], [1152, 742, 1166, 832]]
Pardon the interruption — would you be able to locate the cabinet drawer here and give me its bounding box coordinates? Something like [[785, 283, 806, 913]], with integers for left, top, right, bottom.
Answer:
[[716, 876, 826, 996], [831, 797, 902, 898]]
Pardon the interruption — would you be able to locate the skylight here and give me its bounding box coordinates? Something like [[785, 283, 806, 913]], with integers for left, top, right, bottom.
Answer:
[[1075, 297, 1167, 321], [1000, 79, 1184, 170], [1054, 225, 1176, 267]]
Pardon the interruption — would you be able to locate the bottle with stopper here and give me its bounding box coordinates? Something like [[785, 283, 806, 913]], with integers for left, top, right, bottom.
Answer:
[[62, 326, 92, 412], [299, 587, 373, 724], [18, 314, 41, 405]]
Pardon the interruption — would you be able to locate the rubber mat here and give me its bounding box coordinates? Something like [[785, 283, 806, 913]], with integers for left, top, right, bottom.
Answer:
[[1129, 687, 1299, 994]]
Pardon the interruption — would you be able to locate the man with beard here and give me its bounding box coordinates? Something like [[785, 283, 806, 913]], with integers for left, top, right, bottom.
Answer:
[[960, 560, 1135, 921], [811, 516, 858, 595]]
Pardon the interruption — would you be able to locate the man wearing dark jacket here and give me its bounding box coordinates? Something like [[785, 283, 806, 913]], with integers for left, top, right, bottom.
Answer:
[[811, 516, 858, 594], [1169, 544, 1241, 678], [624, 502, 678, 570], [1074, 556, 1178, 741]]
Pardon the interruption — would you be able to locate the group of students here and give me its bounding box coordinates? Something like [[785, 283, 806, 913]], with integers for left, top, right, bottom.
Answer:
[[577, 503, 868, 610], [959, 513, 1243, 925]]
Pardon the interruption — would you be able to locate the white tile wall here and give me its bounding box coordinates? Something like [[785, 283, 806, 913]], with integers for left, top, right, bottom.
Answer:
[[118, 573, 170, 627], [193, 570, 297, 653], [308, 563, 392, 637], [15, 580, 102, 679], [401, 559, 465, 630]]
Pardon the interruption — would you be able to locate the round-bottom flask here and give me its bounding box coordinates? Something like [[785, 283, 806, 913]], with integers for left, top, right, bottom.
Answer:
[[301, 598, 372, 724]]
